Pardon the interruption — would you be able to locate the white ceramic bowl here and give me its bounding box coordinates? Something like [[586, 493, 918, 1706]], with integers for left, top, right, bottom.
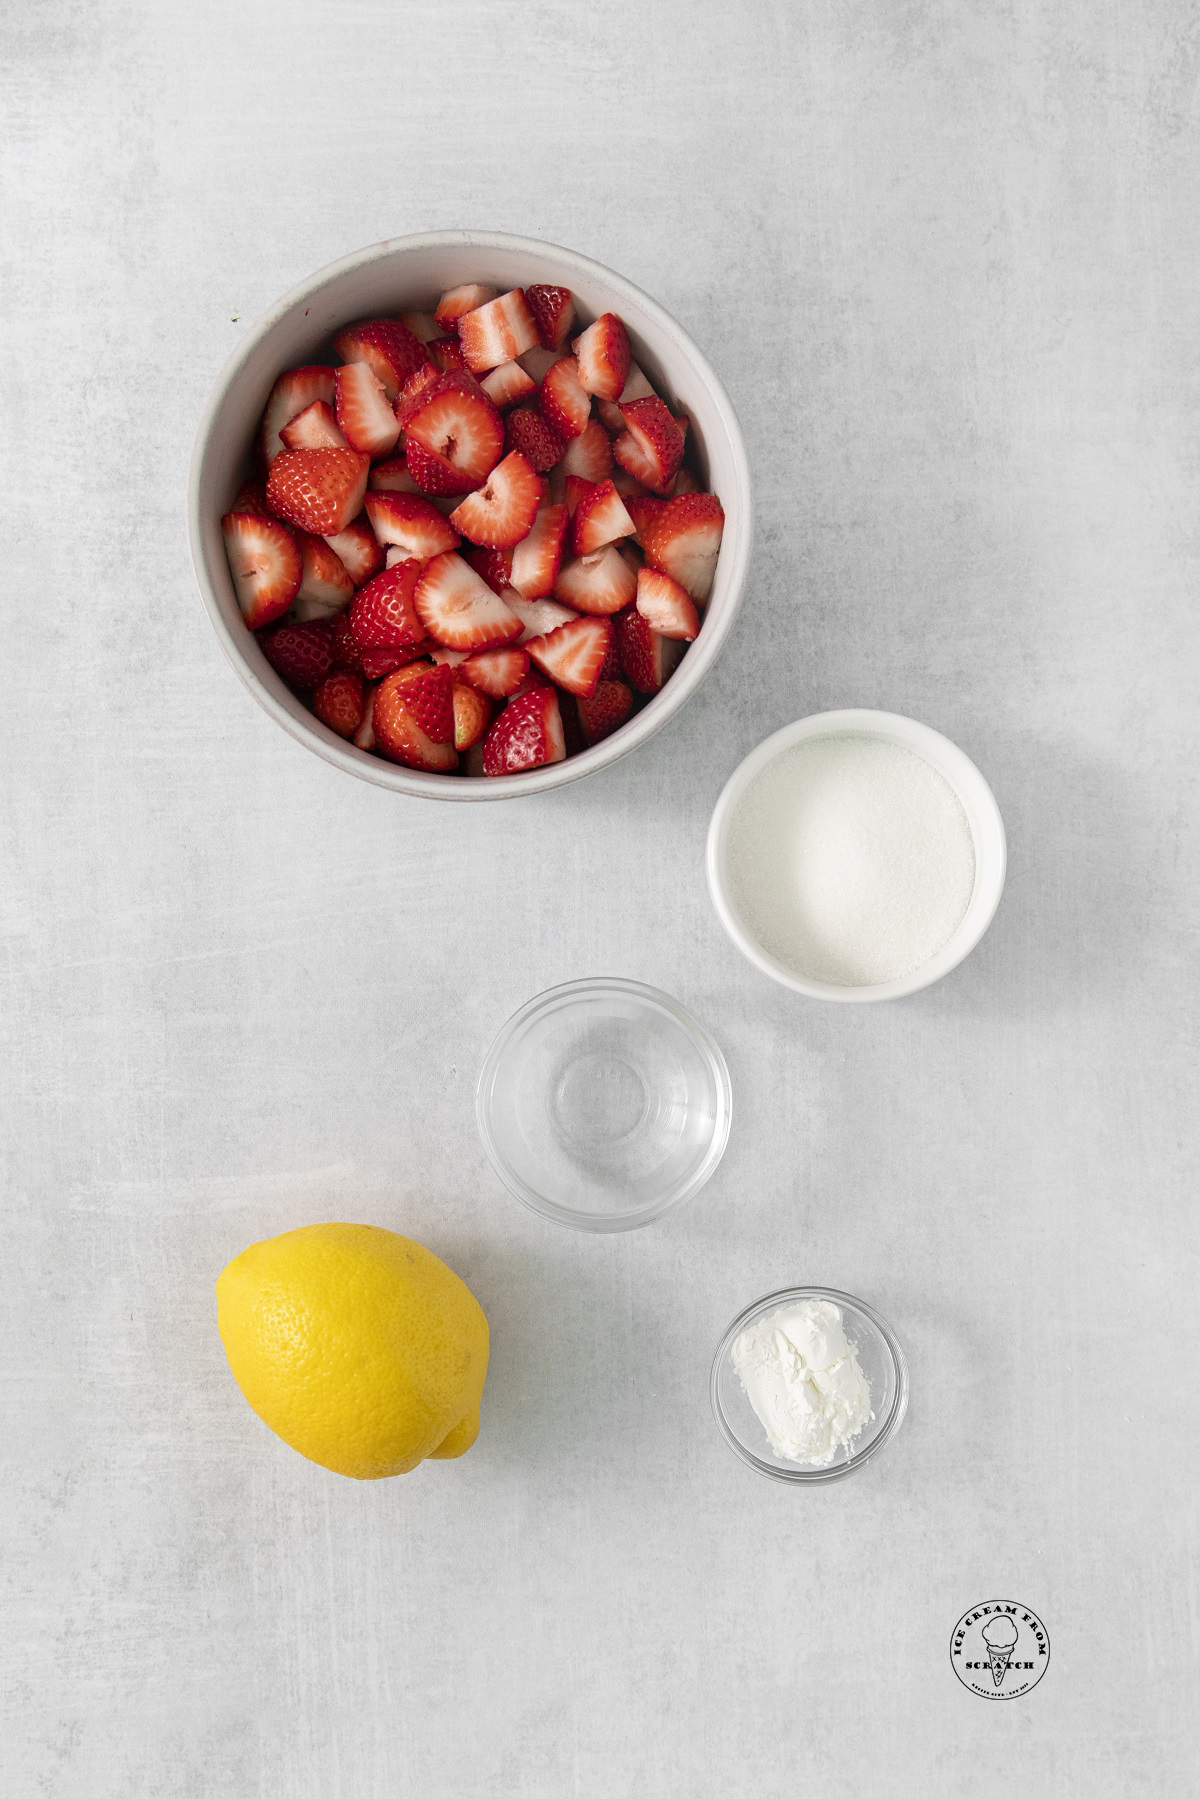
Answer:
[[188, 231, 753, 800], [706, 709, 1006, 1001]]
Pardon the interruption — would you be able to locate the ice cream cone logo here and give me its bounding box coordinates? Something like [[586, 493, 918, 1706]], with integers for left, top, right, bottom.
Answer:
[[950, 1601, 1050, 1701], [982, 1615, 1019, 1686]]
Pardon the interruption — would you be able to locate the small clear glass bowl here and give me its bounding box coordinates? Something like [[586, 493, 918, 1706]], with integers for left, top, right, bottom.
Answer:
[[476, 978, 732, 1232], [711, 1287, 909, 1484]]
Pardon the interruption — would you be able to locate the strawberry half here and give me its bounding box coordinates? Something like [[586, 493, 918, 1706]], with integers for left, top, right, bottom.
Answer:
[[312, 670, 366, 739], [597, 361, 655, 434], [266, 448, 370, 536], [333, 319, 430, 400], [480, 360, 538, 410], [561, 418, 613, 482], [636, 567, 700, 640], [572, 479, 635, 555], [463, 545, 514, 594], [280, 400, 347, 452], [616, 606, 673, 693], [526, 284, 576, 350], [638, 492, 724, 601], [524, 615, 613, 698], [291, 531, 354, 619], [323, 515, 383, 586], [449, 451, 542, 548], [346, 560, 427, 659], [505, 406, 564, 472], [509, 502, 569, 598], [616, 397, 684, 495], [553, 544, 638, 616], [434, 283, 498, 329], [482, 686, 566, 776], [458, 645, 530, 698], [623, 494, 665, 545], [458, 289, 541, 373], [221, 512, 301, 628], [572, 313, 630, 402], [373, 663, 458, 772], [393, 363, 443, 431], [258, 617, 334, 690], [577, 678, 633, 745], [260, 367, 336, 465], [364, 491, 460, 558], [334, 362, 401, 458], [405, 374, 504, 486], [452, 679, 492, 751], [414, 552, 523, 651], [538, 356, 590, 441]]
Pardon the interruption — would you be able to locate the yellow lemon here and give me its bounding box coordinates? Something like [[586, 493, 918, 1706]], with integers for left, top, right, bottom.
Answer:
[[216, 1223, 489, 1480]]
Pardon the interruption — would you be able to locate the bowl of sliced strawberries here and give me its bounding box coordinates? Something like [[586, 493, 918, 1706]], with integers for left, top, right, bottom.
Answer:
[[189, 232, 751, 797]]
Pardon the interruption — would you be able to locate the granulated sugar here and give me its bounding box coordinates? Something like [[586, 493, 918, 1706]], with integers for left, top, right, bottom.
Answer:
[[727, 735, 976, 986]]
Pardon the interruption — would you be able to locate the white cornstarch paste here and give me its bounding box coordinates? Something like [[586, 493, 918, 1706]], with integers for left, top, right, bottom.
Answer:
[[727, 734, 976, 987]]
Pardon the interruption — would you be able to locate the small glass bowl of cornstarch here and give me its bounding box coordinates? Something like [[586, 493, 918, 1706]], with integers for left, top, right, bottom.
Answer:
[[706, 710, 1005, 1000]]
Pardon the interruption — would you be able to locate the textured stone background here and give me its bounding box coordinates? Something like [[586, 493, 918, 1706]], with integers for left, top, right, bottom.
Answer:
[[3, 2, 1198, 1793]]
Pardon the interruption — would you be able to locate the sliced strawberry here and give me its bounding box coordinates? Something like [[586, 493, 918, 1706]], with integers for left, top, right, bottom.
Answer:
[[266, 448, 369, 536], [290, 530, 354, 619], [505, 405, 564, 472], [403, 438, 478, 496], [616, 606, 673, 693], [405, 374, 504, 485], [572, 313, 630, 402], [553, 544, 637, 616], [524, 615, 613, 698], [612, 431, 660, 491], [280, 400, 347, 452], [561, 418, 613, 482], [258, 617, 333, 690], [221, 512, 301, 628], [458, 644, 530, 698], [636, 566, 700, 640], [597, 361, 655, 434], [230, 480, 271, 517], [525, 284, 576, 350], [346, 560, 426, 656], [364, 491, 460, 558], [398, 310, 441, 345], [429, 337, 469, 373], [577, 678, 633, 745], [368, 456, 421, 493], [373, 663, 458, 772], [572, 479, 635, 555], [463, 545, 514, 594], [509, 502, 569, 598], [458, 289, 540, 372], [638, 492, 724, 601], [452, 679, 492, 751], [260, 367, 337, 465], [482, 686, 566, 776], [333, 319, 430, 400], [449, 452, 542, 548], [434, 283, 498, 329], [480, 360, 538, 410], [333, 361, 400, 459], [393, 362, 443, 430], [623, 494, 665, 545], [311, 670, 366, 739], [414, 552, 523, 651], [538, 356, 590, 441], [503, 592, 578, 641], [323, 515, 383, 586], [615, 397, 684, 495]]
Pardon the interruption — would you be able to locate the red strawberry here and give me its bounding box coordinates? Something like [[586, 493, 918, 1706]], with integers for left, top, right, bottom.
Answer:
[[403, 438, 479, 497], [414, 552, 523, 651], [266, 448, 369, 535], [561, 419, 613, 482], [509, 502, 569, 598], [612, 431, 660, 491], [525, 283, 576, 350], [538, 356, 590, 441], [429, 337, 469, 373], [635, 567, 700, 640], [623, 494, 665, 545], [480, 360, 538, 410], [373, 663, 458, 772], [577, 678, 633, 745], [572, 479, 635, 555], [311, 670, 366, 739], [291, 531, 354, 619], [405, 374, 504, 485], [638, 492, 724, 601], [364, 491, 460, 558], [458, 645, 530, 698], [333, 319, 430, 399], [524, 615, 613, 698], [572, 313, 630, 402], [616, 397, 684, 495], [452, 679, 492, 751], [505, 405, 564, 472], [553, 544, 637, 616], [280, 400, 347, 452], [346, 560, 426, 655], [368, 456, 420, 493], [482, 686, 566, 776], [503, 592, 578, 641], [393, 363, 443, 430], [334, 362, 401, 458], [449, 452, 542, 548], [458, 289, 541, 373], [398, 311, 441, 345], [463, 545, 514, 594], [323, 515, 383, 586], [259, 367, 336, 465], [434, 283, 498, 329], [616, 606, 673, 693], [597, 361, 655, 434], [221, 512, 301, 628], [258, 617, 333, 690]]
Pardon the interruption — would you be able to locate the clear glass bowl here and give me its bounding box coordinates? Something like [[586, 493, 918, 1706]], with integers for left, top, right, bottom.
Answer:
[[711, 1287, 909, 1483], [476, 978, 733, 1232]]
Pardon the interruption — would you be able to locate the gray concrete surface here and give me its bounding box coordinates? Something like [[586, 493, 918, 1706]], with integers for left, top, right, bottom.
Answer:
[[3, 2, 1198, 1793]]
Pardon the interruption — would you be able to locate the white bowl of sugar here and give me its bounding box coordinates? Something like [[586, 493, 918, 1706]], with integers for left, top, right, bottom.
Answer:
[[706, 710, 1006, 1001]]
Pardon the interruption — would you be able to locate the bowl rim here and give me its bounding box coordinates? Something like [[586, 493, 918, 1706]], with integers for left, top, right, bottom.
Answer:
[[187, 229, 753, 801], [474, 975, 733, 1232], [705, 708, 1007, 1000], [710, 1284, 910, 1484]]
